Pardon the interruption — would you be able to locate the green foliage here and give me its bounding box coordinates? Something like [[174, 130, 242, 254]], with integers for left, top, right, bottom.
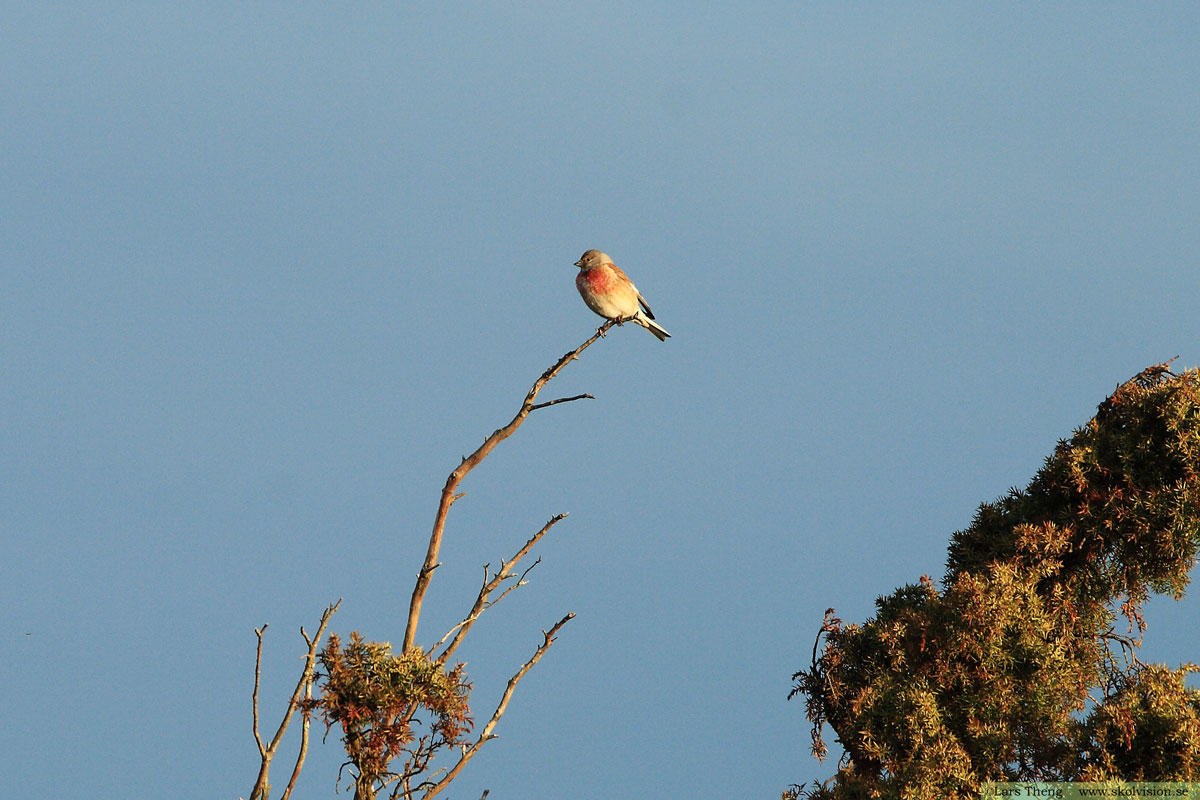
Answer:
[[788, 365, 1200, 799], [305, 632, 472, 798]]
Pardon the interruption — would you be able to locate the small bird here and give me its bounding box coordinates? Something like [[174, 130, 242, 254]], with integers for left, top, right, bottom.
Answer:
[[573, 250, 671, 341]]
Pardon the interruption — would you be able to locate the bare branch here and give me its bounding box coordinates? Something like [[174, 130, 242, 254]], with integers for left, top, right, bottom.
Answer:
[[280, 657, 315, 800], [529, 393, 595, 411], [280, 604, 339, 800], [247, 600, 342, 800], [253, 624, 268, 757], [433, 514, 568, 665], [402, 321, 614, 653], [420, 613, 576, 800], [267, 601, 341, 754], [481, 557, 542, 615]]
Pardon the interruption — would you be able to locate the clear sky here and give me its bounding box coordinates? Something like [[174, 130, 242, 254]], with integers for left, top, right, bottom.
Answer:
[[4, 4, 1200, 798]]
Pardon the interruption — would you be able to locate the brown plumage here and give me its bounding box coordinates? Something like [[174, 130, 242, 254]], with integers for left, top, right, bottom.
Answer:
[[573, 250, 670, 341]]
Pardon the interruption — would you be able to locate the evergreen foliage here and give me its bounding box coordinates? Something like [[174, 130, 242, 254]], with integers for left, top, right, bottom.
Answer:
[[305, 634, 472, 799], [787, 365, 1200, 798]]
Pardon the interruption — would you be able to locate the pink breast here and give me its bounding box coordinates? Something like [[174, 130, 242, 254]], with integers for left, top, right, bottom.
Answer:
[[579, 268, 611, 292]]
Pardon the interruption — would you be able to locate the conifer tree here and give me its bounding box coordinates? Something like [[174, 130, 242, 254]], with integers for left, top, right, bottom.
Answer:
[[786, 364, 1200, 799]]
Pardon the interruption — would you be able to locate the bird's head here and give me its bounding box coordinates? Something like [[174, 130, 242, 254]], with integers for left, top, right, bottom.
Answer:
[[574, 249, 610, 269]]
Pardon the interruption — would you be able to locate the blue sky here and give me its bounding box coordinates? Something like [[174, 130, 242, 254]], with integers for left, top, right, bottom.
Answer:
[[4, 4, 1200, 798]]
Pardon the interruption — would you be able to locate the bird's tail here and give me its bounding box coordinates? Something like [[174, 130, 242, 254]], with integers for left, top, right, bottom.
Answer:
[[638, 315, 671, 341]]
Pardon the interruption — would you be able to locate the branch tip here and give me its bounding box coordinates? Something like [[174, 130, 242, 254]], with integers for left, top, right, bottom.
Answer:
[[405, 322, 607, 661]]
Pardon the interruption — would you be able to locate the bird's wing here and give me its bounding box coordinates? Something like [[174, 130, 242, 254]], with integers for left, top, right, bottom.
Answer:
[[610, 264, 657, 319], [636, 292, 656, 320]]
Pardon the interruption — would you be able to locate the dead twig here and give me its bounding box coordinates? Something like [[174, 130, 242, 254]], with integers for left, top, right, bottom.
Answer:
[[420, 614, 576, 800], [248, 600, 342, 800], [253, 624, 269, 757], [432, 514, 568, 665], [529, 393, 594, 411]]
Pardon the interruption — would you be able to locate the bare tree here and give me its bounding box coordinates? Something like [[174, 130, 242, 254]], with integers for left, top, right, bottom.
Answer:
[[246, 319, 619, 800]]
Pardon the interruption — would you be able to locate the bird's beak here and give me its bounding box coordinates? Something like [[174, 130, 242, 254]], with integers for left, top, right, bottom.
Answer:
[[573, 260, 583, 267]]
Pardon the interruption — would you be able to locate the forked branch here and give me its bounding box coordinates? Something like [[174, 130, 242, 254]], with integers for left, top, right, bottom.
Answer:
[[432, 513, 568, 665], [247, 600, 342, 800], [402, 321, 614, 653]]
